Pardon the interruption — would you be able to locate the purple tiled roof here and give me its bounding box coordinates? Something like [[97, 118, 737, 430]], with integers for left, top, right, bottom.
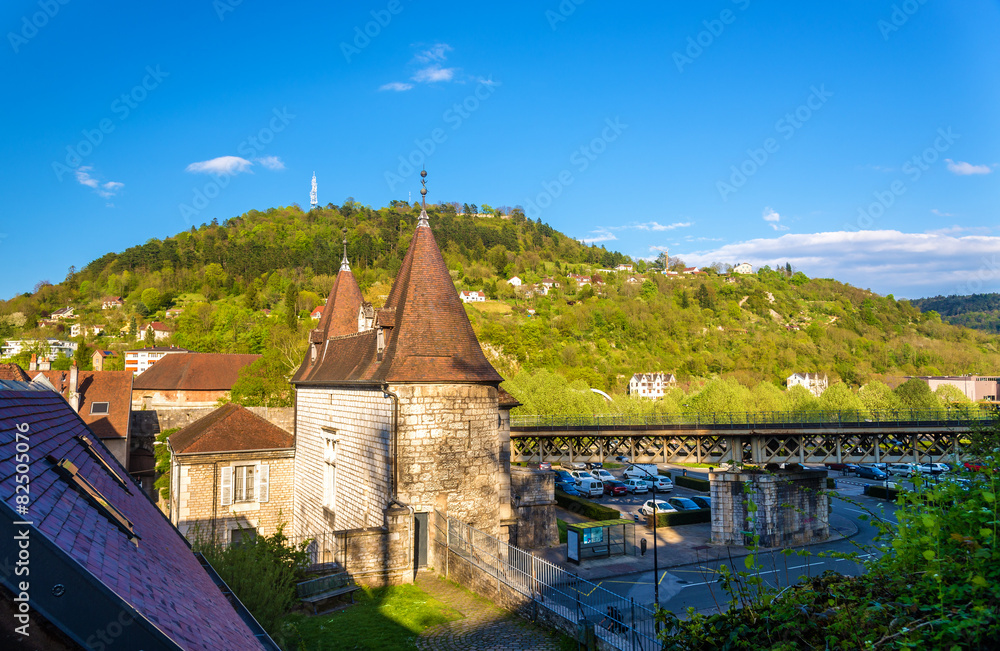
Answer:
[[0, 382, 269, 650]]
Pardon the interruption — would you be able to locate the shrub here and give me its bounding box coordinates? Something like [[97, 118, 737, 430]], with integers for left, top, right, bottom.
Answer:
[[865, 484, 898, 500], [649, 508, 711, 527], [554, 490, 622, 520], [674, 475, 711, 492]]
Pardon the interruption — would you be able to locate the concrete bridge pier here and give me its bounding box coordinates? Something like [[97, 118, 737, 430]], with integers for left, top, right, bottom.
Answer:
[[710, 468, 830, 548]]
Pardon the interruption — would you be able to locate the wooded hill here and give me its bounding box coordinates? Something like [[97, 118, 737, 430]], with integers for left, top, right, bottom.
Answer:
[[2, 201, 998, 412], [910, 293, 1000, 333]]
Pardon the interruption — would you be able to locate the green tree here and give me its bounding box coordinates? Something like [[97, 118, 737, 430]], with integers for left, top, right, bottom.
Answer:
[[228, 351, 294, 407], [818, 382, 864, 413], [696, 284, 713, 310], [858, 380, 903, 417], [284, 283, 298, 331], [894, 377, 941, 412], [153, 428, 179, 500], [141, 287, 162, 312]]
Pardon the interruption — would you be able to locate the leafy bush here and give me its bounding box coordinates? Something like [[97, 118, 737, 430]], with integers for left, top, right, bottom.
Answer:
[[554, 490, 622, 520], [674, 475, 710, 492], [153, 427, 179, 501], [193, 524, 311, 636], [649, 508, 711, 527]]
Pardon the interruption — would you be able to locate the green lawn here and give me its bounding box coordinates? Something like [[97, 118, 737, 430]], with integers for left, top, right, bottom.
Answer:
[[278, 584, 461, 650]]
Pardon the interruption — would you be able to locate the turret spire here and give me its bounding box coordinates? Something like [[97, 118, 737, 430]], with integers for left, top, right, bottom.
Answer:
[[340, 228, 350, 271], [417, 169, 429, 228]]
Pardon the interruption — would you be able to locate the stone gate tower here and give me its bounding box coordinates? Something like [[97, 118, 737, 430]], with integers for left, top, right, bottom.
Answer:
[[291, 174, 505, 563]]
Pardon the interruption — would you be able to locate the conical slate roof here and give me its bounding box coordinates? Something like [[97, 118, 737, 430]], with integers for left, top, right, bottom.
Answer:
[[293, 209, 501, 386]]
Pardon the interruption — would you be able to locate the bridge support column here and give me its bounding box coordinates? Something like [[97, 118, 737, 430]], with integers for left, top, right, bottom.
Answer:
[[710, 469, 830, 548]]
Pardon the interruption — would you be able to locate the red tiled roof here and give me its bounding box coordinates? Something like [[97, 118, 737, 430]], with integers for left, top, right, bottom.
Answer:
[[29, 369, 133, 440], [170, 403, 294, 454], [293, 218, 502, 385], [133, 353, 260, 391], [498, 386, 521, 409], [0, 363, 30, 382], [314, 267, 363, 338], [0, 383, 271, 650]]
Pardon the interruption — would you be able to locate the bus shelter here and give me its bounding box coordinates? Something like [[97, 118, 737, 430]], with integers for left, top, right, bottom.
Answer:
[[566, 520, 636, 564]]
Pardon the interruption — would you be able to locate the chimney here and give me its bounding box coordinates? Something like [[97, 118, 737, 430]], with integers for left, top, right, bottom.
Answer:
[[38, 357, 51, 371], [69, 361, 80, 412], [29, 353, 37, 371]]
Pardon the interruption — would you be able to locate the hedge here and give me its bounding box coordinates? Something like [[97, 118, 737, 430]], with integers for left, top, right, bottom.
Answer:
[[826, 478, 837, 489], [674, 475, 711, 492], [865, 485, 899, 500], [554, 490, 623, 521], [647, 508, 712, 527]]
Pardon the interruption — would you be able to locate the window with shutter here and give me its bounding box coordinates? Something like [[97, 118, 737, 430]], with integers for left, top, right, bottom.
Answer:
[[221, 466, 233, 506], [258, 464, 269, 503]]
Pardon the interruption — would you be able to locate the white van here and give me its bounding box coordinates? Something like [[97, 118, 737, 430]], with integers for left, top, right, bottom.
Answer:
[[623, 464, 659, 481], [577, 477, 604, 498]]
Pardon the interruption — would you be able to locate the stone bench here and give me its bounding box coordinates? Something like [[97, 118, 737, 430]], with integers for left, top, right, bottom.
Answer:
[[296, 572, 361, 615]]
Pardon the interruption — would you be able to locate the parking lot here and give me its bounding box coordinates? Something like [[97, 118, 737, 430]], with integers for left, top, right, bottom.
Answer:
[[554, 463, 708, 519]]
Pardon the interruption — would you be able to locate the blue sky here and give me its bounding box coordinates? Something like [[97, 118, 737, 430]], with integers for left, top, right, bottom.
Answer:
[[2, 0, 998, 300]]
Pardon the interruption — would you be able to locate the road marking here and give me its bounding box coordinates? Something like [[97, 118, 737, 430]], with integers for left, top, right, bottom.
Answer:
[[677, 556, 870, 588]]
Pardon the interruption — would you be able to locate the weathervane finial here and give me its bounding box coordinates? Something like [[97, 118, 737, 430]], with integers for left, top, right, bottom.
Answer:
[[340, 227, 350, 271], [417, 168, 429, 228]]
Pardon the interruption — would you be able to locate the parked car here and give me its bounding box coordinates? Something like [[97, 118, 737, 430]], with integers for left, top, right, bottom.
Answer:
[[646, 476, 674, 492], [564, 461, 588, 470], [622, 464, 660, 481], [916, 463, 949, 475], [614, 455, 632, 463], [639, 499, 676, 516], [585, 461, 603, 470], [577, 478, 604, 498], [603, 480, 629, 497], [824, 462, 860, 475], [887, 463, 916, 477], [855, 465, 888, 480], [668, 497, 701, 511], [569, 470, 591, 484], [553, 469, 576, 483], [538, 461, 551, 470], [964, 460, 989, 472], [623, 478, 649, 494], [690, 496, 711, 509], [591, 469, 616, 483], [555, 480, 581, 496]]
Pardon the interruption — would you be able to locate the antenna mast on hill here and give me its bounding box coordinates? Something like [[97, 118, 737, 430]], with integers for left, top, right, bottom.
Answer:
[[310, 172, 318, 209]]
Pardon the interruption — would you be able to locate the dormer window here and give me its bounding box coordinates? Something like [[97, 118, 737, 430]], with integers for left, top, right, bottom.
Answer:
[[377, 327, 385, 359], [90, 402, 110, 415]]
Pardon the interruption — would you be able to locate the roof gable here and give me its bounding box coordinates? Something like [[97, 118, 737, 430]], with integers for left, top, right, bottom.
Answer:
[[133, 353, 260, 391], [30, 369, 133, 439], [0, 383, 271, 650]]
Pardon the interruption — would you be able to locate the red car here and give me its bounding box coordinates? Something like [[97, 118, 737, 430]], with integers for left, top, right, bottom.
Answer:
[[964, 461, 991, 472], [603, 480, 628, 496]]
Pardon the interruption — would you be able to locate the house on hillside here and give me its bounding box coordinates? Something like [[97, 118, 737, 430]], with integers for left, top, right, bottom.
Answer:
[[460, 290, 486, 303], [144, 321, 172, 341], [70, 323, 104, 338], [508, 276, 523, 287], [0, 381, 278, 651], [92, 348, 117, 370], [101, 296, 125, 309], [131, 352, 260, 408], [124, 345, 189, 375], [310, 306, 324, 320], [616, 263, 634, 272], [628, 372, 677, 399], [787, 372, 828, 397], [2, 338, 77, 359], [27, 364, 134, 472], [165, 308, 184, 318], [51, 306, 75, 319], [168, 403, 294, 544], [733, 262, 753, 275], [541, 277, 559, 290]]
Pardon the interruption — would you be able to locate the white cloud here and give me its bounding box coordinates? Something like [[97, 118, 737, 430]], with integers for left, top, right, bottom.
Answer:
[[254, 156, 285, 170], [945, 159, 992, 175], [412, 65, 455, 83], [762, 207, 789, 231], [931, 208, 955, 218], [580, 228, 617, 244], [414, 43, 452, 64], [379, 81, 414, 92], [75, 167, 123, 198], [635, 221, 692, 231], [648, 245, 671, 253], [677, 230, 1000, 297], [186, 156, 253, 175]]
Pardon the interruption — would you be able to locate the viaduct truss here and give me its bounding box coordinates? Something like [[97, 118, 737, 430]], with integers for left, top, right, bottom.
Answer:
[[510, 412, 989, 467]]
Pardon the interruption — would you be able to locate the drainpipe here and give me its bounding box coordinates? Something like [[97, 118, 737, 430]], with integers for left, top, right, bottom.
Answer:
[[381, 383, 402, 506]]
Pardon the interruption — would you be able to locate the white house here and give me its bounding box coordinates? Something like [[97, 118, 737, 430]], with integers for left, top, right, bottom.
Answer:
[[733, 262, 753, 275], [70, 324, 105, 338], [616, 263, 634, 272], [787, 373, 828, 397], [51, 307, 75, 319], [508, 276, 523, 287], [123, 345, 188, 375], [459, 290, 486, 303], [628, 373, 676, 399], [2, 338, 77, 359]]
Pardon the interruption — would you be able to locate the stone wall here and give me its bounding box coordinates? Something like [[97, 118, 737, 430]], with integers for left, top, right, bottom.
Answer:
[[394, 383, 501, 538], [293, 387, 392, 535], [334, 506, 414, 586], [131, 389, 233, 409], [710, 469, 829, 548], [172, 449, 295, 544], [510, 467, 557, 549]]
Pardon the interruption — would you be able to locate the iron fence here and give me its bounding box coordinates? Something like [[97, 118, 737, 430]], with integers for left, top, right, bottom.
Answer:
[[439, 512, 661, 650]]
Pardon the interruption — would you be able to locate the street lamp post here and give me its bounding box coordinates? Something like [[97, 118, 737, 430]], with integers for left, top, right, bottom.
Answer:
[[637, 466, 661, 608]]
